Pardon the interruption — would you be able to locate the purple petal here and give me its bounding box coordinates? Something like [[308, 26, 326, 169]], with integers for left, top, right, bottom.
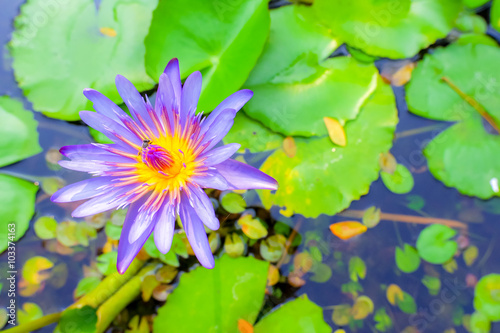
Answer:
[[58, 160, 114, 173], [200, 109, 236, 151], [215, 159, 278, 190], [83, 88, 130, 125], [115, 75, 156, 131], [51, 176, 114, 202], [155, 73, 176, 132], [179, 192, 215, 269], [60, 144, 134, 163], [117, 195, 157, 274], [79, 111, 141, 151], [163, 58, 182, 112], [203, 89, 253, 129], [191, 169, 229, 190], [198, 143, 240, 166], [154, 203, 176, 253], [186, 184, 219, 230], [71, 185, 137, 217], [180, 71, 202, 121]]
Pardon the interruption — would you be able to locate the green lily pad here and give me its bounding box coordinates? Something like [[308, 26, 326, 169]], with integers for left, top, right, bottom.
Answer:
[[245, 55, 378, 137], [463, 0, 489, 8], [145, 0, 269, 113], [96, 252, 118, 276], [374, 308, 392, 332], [253, 295, 331, 333], [470, 311, 491, 333], [309, 262, 333, 283], [260, 234, 286, 263], [424, 118, 500, 199], [422, 275, 441, 296], [238, 215, 268, 239], [0, 308, 7, 329], [258, 80, 398, 217], [223, 112, 283, 153], [75, 277, 101, 299], [34, 216, 58, 240], [153, 255, 269, 332], [492, 0, 500, 33], [0, 96, 41, 167], [395, 244, 421, 273], [10, 0, 157, 120], [18, 303, 43, 325], [381, 164, 414, 194], [313, 0, 461, 58], [416, 224, 458, 264], [224, 233, 245, 258], [0, 174, 38, 253], [474, 274, 500, 321], [362, 206, 381, 228], [220, 192, 246, 214], [396, 292, 417, 314], [349, 256, 367, 282], [245, 4, 340, 87], [59, 306, 98, 333], [407, 43, 500, 123], [464, 245, 479, 266]]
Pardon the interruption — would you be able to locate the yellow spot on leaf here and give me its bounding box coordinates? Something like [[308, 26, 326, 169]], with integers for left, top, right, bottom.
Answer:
[[283, 136, 296, 158], [100, 27, 117, 37], [329, 221, 367, 240], [324, 117, 346, 146], [386, 284, 404, 305], [379, 151, 397, 174]]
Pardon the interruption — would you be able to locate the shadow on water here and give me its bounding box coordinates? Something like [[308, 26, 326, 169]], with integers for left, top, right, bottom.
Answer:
[[1, 1, 500, 332]]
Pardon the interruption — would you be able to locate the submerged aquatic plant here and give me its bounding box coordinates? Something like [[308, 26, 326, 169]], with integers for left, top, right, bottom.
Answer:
[[52, 59, 278, 273]]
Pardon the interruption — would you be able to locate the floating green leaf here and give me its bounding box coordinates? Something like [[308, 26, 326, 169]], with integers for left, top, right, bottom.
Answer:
[[396, 292, 417, 314], [381, 164, 414, 194], [245, 55, 378, 137], [154, 255, 268, 332], [96, 252, 118, 276], [56, 221, 80, 247], [259, 80, 397, 217], [59, 306, 97, 333], [145, 0, 269, 113], [224, 112, 283, 153], [238, 215, 268, 239], [313, 0, 461, 58], [464, 245, 479, 266], [331, 304, 352, 326], [34, 216, 58, 240], [470, 311, 491, 333], [474, 274, 500, 321], [0, 96, 41, 166], [10, 0, 157, 120], [362, 206, 381, 228], [352, 296, 374, 320], [492, 0, 500, 33], [0, 174, 38, 252], [245, 4, 339, 87], [374, 308, 392, 332], [463, 0, 489, 8], [254, 295, 331, 333], [220, 192, 246, 214], [406, 195, 425, 211], [416, 224, 458, 264], [75, 277, 101, 299], [18, 303, 43, 325], [422, 275, 441, 296], [309, 262, 333, 283], [260, 234, 286, 263], [22, 256, 53, 285], [395, 244, 421, 273], [406, 43, 500, 198], [349, 256, 367, 282], [105, 222, 122, 241], [0, 308, 7, 329], [224, 233, 245, 258]]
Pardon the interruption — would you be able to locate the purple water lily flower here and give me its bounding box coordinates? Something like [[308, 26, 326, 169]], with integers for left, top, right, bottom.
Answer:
[[52, 59, 278, 273]]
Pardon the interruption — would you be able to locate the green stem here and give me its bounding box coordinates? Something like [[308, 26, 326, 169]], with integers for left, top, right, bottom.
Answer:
[[0, 170, 42, 184], [394, 124, 445, 139], [96, 265, 156, 333], [2, 312, 62, 333], [441, 76, 500, 134]]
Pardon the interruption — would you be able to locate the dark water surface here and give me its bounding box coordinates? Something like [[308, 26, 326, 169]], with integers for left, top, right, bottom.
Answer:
[[1, 1, 500, 332]]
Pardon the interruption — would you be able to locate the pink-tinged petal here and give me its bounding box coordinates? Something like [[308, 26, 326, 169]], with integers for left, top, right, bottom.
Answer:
[[191, 169, 229, 190], [115, 75, 156, 131], [51, 176, 114, 202], [186, 184, 219, 230], [60, 144, 134, 163], [198, 143, 240, 167], [203, 89, 253, 129], [179, 192, 215, 269], [79, 111, 141, 151], [83, 88, 130, 125], [58, 160, 114, 173], [71, 185, 137, 217], [155, 73, 176, 132], [117, 195, 157, 274], [164, 58, 182, 111], [154, 203, 176, 253], [215, 159, 278, 190], [200, 109, 236, 151], [180, 71, 202, 120]]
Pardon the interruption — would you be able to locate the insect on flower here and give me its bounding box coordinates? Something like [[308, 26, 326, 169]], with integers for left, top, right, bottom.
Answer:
[[51, 58, 278, 273]]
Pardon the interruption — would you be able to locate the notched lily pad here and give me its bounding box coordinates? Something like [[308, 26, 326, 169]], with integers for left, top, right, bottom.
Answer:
[[10, 0, 157, 120], [416, 224, 458, 264]]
